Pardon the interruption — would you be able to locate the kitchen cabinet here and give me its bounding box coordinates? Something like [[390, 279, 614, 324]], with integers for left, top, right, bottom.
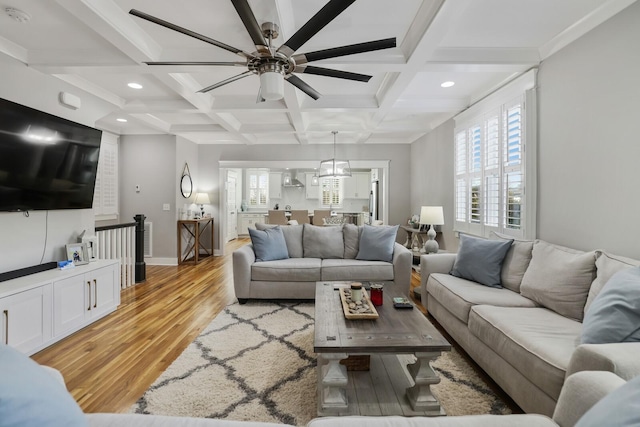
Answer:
[[0, 259, 119, 355], [269, 172, 282, 200], [305, 173, 319, 199], [0, 285, 52, 354], [238, 213, 266, 235], [344, 172, 370, 199]]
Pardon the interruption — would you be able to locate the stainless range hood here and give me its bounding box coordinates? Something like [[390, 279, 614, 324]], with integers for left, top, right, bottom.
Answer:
[[282, 171, 305, 187]]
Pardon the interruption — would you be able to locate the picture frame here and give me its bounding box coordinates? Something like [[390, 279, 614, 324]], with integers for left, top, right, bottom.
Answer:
[[81, 235, 98, 262], [66, 242, 89, 266]]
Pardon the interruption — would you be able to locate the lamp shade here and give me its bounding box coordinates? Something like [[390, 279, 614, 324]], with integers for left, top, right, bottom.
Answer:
[[318, 158, 352, 178], [420, 206, 444, 225], [194, 192, 210, 205], [259, 71, 284, 100]]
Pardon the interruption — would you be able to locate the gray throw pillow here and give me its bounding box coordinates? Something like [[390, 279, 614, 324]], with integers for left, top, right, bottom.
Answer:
[[581, 267, 640, 344], [450, 234, 513, 288], [248, 226, 289, 262], [303, 224, 344, 259], [490, 231, 534, 293], [343, 223, 362, 259], [574, 374, 640, 427], [520, 241, 596, 321], [356, 224, 399, 263], [256, 223, 303, 258], [585, 251, 640, 314]]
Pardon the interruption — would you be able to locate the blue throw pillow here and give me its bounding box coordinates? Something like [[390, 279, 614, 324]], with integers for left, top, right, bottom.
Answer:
[[356, 224, 399, 263], [0, 344, 88, 427], [248, 226, 289, 262], [574, 374, 640, 427], [450, 234, 513, 288], [581, 267, 640, 344]]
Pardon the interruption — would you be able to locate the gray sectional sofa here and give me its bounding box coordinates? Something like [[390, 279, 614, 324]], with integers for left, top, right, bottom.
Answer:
[[420, 236, 640, 417], [233, 223, 412, 303]]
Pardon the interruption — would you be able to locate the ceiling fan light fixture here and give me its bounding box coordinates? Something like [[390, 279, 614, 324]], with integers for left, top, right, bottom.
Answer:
[[259, 71, 284, 100]]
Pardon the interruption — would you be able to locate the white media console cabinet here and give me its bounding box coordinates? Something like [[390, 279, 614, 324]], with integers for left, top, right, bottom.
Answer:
[[0, 259, 120, 355]]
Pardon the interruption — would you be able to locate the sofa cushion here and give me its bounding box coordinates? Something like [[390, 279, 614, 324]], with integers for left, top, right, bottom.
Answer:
[[491, 232, 534, 293], [251, 258, 321, 282], [0, 344, 88, 427], [303, 224, 344, 259], [248, 226, 289, 262], [585, 251, 640, 313], [343, 224, 362, 259], [427, 273, 538, 324], [520, 240, 596, 321], [581, 267, 640, 344], [356, 224, 399, 263], [321, 259, 394, 282], [574, 374, 640, 427], [468, 306, 582, 400], [256, 223, 303, 258], [450, 234, 513, 288]]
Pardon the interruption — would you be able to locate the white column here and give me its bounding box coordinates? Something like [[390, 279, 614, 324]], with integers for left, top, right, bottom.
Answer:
[[405, 351, 445, 414], [318, 353, 349, 411]]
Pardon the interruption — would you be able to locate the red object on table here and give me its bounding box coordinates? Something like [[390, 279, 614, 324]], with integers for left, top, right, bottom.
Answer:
[[370, 284, 383, 306]]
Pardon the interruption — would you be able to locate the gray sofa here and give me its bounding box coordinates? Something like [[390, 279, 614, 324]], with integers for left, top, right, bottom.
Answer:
[[420, 237, 640, 417], [233, 223, 411, 303]]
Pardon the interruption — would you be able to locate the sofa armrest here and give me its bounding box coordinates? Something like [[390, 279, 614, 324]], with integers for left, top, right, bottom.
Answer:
[[552, 371, 626, 427], [419, 253, 457, 298], [232, 244, 256, 299], [392, 243, 412, 296], [566, 342, 640, 380]]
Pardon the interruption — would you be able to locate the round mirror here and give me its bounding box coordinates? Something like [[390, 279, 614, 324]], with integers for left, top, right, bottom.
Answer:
[[180, 173, 192, 198]]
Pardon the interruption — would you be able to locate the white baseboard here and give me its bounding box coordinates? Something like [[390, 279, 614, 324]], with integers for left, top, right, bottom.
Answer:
[[145, 257, 178, 266]]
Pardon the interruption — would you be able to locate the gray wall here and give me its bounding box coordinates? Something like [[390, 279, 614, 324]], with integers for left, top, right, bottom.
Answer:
[[198, 143, 412, 250], [410, 120, 457, 252], [119, 135, 177, 259], [410, 3, 640, 260], [0, 54, 116, 274], [537, 2, 640, 259]]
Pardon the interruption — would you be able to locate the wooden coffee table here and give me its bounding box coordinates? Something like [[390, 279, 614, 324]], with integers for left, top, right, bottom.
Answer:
[[314, 281, 451, 417]]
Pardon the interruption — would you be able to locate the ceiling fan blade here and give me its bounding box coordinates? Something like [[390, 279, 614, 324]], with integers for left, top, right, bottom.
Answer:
[[286, 75, 321, 100], [230, 0, 267, 51], [197, 71, 254, 93], [277, 0, 356, 57], [293, 38, 396, 65], [296, 66, 371, 82], [144, 61, 246, 66], [129, 9, 253, 58]]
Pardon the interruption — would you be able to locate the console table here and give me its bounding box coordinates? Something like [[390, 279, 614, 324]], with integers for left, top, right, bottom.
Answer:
[[177, 218, 214, 265]]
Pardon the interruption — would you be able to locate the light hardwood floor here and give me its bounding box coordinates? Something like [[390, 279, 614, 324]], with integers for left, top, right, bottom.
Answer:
[[32, 238, 518, 414]]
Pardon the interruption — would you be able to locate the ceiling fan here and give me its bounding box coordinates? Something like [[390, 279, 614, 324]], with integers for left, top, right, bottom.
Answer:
[[129, 0, 396, 101]]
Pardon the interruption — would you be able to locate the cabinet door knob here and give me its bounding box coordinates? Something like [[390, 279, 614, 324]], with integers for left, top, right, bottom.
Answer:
[[87, 281, 92, 311], [3, 310, 8, 345]]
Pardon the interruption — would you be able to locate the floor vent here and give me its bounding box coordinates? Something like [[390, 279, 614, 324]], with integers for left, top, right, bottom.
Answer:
[[144, 222, 152, 258]]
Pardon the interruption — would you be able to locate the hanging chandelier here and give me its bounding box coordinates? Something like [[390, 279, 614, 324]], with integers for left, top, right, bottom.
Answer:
[[318, 131, 352, 178]]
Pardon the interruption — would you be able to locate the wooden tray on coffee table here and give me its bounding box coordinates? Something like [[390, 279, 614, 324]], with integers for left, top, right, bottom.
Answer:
[[339, 287, 379, 320]]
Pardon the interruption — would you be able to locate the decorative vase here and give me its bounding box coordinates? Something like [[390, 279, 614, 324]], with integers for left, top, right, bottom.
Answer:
[[241, 200, 247, 212]]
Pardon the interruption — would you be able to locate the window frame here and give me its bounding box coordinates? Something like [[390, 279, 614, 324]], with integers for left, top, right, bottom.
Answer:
[[319, 177, 344, 208], [245, 169, 269, 208]]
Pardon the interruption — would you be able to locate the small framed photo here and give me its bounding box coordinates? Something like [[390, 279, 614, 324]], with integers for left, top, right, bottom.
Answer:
[[82, 235, 98, 262], [66, 242, 89, 266]]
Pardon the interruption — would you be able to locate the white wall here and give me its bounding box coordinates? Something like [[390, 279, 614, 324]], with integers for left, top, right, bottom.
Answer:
[[410, 120, 457, 252], [0, 54, 117, 274], [119, 135, 177, 261], [537, 1, 640, 259]]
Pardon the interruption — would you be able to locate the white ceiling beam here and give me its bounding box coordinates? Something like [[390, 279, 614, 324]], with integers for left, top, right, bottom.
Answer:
[[55, 0, 162, 62], [391, 98, 468, 112], [429, 47, 540, 65], [421, 62, 531, 73], [170, 124, 227, 132], [52, 74, 125, 107], [0, 35, 28, 64]]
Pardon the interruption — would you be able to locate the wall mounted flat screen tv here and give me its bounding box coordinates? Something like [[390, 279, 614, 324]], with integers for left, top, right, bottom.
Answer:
[[0, 97, 102, 212]]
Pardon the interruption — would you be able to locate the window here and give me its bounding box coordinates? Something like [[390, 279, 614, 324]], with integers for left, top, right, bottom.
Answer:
[[453, 70, 536, 239], [246, 169, 268, 208], [93, 132, 119, 220], [320, 177, 343, 208]]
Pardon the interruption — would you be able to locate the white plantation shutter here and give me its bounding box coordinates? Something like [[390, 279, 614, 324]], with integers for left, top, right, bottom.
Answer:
[[453, 92, 532, 238], [321, 177, 343, 207], [247, 169, 268, 207]]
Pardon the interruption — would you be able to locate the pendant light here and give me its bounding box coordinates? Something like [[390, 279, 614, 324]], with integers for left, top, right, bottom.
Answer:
[[318, 131, 352, 178]]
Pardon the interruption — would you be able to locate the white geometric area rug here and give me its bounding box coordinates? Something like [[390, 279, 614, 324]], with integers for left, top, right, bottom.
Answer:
[[130, 302, 511, 426]]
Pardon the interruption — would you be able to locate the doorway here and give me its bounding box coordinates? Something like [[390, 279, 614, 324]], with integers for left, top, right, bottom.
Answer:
[[225, 170, 238, 242]]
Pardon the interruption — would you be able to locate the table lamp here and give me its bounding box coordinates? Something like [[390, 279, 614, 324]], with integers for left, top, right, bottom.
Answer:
[[420, 206, 444, 254], [194, 192, 210, 218]]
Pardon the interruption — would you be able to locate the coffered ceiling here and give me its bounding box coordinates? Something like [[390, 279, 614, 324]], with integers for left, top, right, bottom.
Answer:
[[0, 0, 634, 145]]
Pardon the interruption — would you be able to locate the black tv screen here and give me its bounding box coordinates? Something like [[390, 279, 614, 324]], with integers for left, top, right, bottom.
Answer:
[[0, 97, 102, 212]]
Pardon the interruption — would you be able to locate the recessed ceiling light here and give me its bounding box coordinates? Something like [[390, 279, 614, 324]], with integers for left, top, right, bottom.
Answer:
[[116, 118, 127, 122], [127, 82, 143, 89], [441, 81, 455, 88]]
